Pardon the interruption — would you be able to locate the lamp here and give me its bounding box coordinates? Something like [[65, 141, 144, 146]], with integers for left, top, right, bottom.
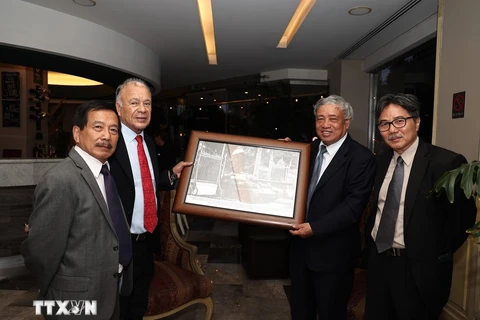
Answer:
[[197, 0, 217, 65], [48, 71, 103, 86], [277, 0, 316, 48]]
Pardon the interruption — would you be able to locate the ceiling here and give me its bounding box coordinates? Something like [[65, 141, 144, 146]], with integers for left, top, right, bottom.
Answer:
[[19, 0, 437, 91]]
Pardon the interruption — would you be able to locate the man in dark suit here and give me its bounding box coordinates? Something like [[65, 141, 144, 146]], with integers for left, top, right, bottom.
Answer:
[[109, 78, 191, 320], [152, 125, 177, 172], [289, 95, 376, 320], [365, 93, 477, 319], [22, 101, 132, 319]]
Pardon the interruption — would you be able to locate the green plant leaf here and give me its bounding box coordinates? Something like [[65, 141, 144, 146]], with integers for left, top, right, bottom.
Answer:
[[467, 220, 480, 233], [432, 160, 480, 203], [477, 163, 480, 196], [432, 170, 456, 200], [445, 168, 462, 203], [460, 162, 475, 199]]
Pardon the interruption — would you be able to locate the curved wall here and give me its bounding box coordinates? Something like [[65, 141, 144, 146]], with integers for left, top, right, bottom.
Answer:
[[0, 0, 161, 92]]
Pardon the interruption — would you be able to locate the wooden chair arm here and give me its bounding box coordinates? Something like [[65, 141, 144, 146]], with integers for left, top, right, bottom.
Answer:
[[157, 190, 204, 275]]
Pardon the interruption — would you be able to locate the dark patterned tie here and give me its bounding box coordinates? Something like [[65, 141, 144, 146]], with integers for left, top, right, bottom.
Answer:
[[135, 135, 157, 233], [306, 145, 327, 213], [376, 156, 404, 253], [101, 165, 132, 266]]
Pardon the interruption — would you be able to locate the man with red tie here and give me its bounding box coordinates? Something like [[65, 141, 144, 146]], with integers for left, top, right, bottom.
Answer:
[[109, 78, 192, 320]]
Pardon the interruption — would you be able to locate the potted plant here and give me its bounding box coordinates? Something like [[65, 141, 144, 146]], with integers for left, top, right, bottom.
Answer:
[[432, 160, 480, 319], [432, 160, 480, 240]]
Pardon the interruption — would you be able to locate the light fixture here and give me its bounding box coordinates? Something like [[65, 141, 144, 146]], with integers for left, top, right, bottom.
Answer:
[[277, 0, 316, 48], [197, 0, 217, 65], [244, 91, 248, 94], [73, 0, 96, 7], [200, 97, 204, 100], [348, 6, 372, 16], [47, 71, 102, 86]]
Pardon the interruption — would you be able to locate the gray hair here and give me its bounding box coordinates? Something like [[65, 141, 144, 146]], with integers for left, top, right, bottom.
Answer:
[[313, 95, 354, 121], [115, 78, 151, 106]]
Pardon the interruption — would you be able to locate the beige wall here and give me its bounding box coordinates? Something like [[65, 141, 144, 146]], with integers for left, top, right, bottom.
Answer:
[[434, 0, 480, 162], [327, 60, 370, 147], [435, 0, 480, 319]]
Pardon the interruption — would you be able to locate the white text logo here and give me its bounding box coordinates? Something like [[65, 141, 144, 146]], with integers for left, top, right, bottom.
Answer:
[[33, 300, 97, 316]]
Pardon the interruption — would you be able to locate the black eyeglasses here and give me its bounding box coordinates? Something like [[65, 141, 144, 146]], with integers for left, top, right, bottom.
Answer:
[[377, 116, 416, 132]]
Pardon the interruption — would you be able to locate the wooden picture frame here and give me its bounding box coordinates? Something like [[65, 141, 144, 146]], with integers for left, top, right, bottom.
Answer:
[[172, 131, 311, 229]]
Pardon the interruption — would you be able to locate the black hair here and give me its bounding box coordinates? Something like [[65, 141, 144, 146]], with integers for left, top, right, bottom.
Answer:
[[73, 100, 117, 129], [375, 93, 421, 120]]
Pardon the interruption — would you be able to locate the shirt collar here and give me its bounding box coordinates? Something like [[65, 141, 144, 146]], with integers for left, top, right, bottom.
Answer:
[[393, 136, 419, 167], [321, 132, 348, 155], [74, 145, 108, 177], [121, 122, 144, 144]]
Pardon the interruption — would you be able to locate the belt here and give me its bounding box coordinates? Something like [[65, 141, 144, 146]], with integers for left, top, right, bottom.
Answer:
[[380, 247, 405, 257], [132, 232, 150, 242]]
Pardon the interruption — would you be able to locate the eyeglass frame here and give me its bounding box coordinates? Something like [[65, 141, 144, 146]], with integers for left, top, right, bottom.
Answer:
[[377, 116, 417, 132]]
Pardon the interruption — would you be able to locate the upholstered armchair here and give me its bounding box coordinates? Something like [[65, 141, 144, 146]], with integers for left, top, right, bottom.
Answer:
[[144, 190, 214, 319]]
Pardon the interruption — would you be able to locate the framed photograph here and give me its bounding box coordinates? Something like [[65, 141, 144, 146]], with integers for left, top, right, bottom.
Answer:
[[173, 131, 311, 229]]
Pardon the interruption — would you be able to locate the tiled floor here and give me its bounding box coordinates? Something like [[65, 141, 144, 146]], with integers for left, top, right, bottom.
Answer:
[[0, 214, 292, 320]]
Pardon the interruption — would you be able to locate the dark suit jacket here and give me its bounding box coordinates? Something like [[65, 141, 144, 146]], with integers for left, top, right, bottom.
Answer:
[[109, 133, 172, 249], [290, 134, 376, 272], [366, 139, 476, 314], [22, 148, 132, 319]]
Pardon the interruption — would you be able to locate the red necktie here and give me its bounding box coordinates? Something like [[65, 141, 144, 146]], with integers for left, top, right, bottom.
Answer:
[[135, 135, 157, 233]]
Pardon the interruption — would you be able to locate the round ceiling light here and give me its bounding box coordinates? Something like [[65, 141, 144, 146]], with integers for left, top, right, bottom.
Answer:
[[348, 6, 372, 16], [73, 0, 96, 7]]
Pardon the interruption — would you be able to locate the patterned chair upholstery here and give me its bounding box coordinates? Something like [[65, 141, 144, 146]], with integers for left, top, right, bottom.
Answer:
[[144, 190, 214, 320], [347, 268, 367, 320]]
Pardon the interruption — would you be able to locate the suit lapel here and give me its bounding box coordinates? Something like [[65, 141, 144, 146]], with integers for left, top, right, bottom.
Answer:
[[69, 149, 115, 231], [116, 133, 135, 186], [316, 135, 350, 190], [310, 140, 320, 177], [404, 139, 429, 228]]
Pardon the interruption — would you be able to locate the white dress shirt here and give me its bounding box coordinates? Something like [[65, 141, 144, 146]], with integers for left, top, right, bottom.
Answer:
[[315, 132, 349, 184], [120, 124, 157, 234], [371, 137, 419, 248]]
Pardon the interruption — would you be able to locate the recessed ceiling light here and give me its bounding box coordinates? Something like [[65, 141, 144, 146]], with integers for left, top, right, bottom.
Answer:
[[348, 6, 372, 16], [73, 0, 96, 7]]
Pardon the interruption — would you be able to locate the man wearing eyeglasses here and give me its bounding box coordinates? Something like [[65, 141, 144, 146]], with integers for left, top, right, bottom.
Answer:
[[364, 93, 476, 319]]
